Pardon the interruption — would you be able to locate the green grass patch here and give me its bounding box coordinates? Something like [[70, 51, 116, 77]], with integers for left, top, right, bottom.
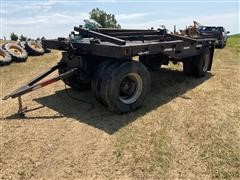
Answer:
[[227, 34, 240, 48]]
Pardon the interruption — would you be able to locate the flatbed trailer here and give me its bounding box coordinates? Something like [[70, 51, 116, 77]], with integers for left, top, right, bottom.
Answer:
[[3, 26, 216, 114]]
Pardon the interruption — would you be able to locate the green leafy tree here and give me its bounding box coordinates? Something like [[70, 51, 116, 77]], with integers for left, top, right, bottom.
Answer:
[[84, 8, 121, 29], [19, 35, 27, 41], [83, 19, 100, 29], [10, 32, 18, 41]]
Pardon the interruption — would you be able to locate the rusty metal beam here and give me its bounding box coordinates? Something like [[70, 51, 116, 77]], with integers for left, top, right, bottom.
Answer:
[[74, 27, 126, 45], [115, 35, 165, 41], [167, 34, 197, 43]]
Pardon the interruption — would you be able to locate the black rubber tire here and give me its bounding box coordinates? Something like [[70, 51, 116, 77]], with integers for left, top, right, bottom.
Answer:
[[58, 66, 91, 91], [44, 48, 51, 53], [139, 55, 162, 71], [218, 44, 223, 49], [99, 61, 124, 106], [183, 57, 194, 76], [0, 47, 12, 66], [192, 48, 211, 77], [221, 43, 225, 48], [0, 43, 7, 49], [37, 40, 51, 53], [3, 43, 28, 62], [91, 60, 114, 104], [25, 40, 44, 56], [19, 41, 26, 49], [100, 61, 151, 113]]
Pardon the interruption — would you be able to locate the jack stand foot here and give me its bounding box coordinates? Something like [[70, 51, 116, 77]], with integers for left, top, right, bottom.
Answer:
[[18, 112, 26, 118]]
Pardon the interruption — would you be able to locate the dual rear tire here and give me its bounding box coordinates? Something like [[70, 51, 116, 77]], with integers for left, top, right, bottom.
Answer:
[[92, 60, 151, 113], [59, 59, 151, 113], [183, 48, 211, 77]]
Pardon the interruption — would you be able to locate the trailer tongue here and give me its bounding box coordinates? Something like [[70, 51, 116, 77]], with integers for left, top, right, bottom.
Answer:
[[2, 26, 216, 115], [3, 64, 77, 101], [2, 63, 78, 116]]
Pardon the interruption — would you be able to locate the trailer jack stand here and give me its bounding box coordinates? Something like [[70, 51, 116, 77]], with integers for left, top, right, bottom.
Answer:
[[17, 96, 27, 118]]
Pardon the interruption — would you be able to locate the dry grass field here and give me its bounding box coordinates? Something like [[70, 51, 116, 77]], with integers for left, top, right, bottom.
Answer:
[[1, 37, 240, 179]]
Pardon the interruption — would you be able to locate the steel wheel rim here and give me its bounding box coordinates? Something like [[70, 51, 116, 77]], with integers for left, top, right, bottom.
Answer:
[[10, 46, 22, 55], [119, 73, 143, 104], [203, 54, 210, 72], [30, 42, 41, 50]]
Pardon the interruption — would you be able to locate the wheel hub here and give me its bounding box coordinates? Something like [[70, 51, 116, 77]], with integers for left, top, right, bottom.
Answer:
[[30, 42, 41, 50], [119, 73, 143, 104], [10, 47, 22, 55], [120, 80, 136, 96]]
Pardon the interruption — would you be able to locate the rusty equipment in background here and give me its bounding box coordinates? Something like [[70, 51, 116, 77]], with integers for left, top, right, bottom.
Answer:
[[179, 21, 203, 37]]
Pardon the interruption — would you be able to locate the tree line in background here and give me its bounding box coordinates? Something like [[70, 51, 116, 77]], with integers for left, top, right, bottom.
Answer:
[[10, 32, 28, 41], [9, 8, 120, 41]]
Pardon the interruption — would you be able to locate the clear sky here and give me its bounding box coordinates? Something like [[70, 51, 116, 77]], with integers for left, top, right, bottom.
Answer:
[[0, 0, 239, 39]]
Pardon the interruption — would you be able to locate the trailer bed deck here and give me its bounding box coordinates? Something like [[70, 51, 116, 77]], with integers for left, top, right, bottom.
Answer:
[[45, 36, 215, 60]]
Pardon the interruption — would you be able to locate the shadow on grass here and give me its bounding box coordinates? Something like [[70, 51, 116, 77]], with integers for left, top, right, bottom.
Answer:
[[32, 68, 212, 134], [5, 105, 64, 120]]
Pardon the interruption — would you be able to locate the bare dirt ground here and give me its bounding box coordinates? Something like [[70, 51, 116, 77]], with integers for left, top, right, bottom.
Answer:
[[1, 46, 239, 179]]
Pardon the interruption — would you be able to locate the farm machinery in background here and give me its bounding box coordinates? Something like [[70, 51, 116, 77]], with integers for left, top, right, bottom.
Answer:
[[178, 21, 202, 37], [175, 21, 230, 48]]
